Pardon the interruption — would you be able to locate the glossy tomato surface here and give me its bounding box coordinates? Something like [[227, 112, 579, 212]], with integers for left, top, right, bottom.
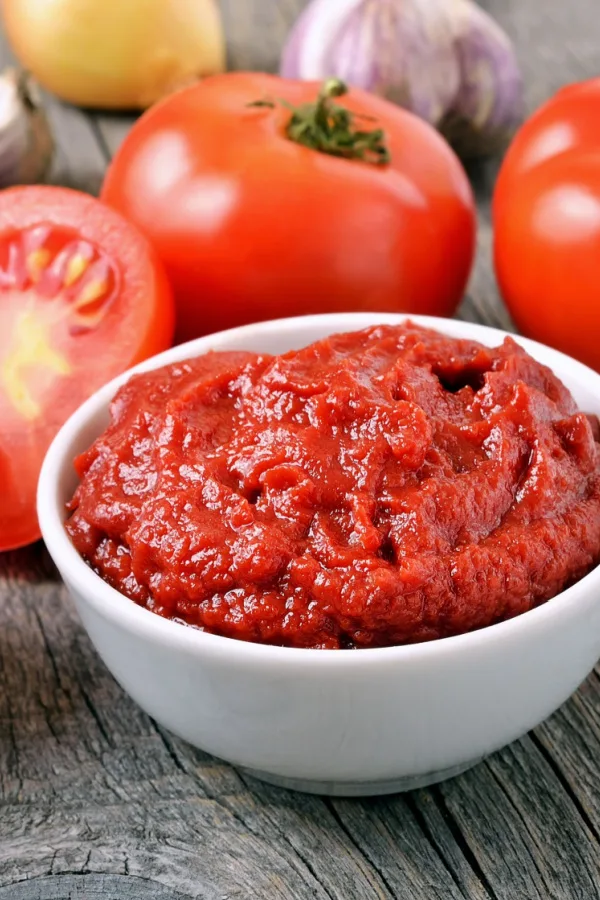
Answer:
[[494, 79, 600, 370], [102, 73, 476, 342], [0, 186, 174, 551]]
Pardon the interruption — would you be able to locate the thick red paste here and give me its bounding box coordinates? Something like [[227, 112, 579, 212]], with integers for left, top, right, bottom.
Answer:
[[66, 324, 600, 649]]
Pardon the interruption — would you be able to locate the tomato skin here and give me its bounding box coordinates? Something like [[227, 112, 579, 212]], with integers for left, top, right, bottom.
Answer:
[[494, 79, 600, 370], [101, 72, 476, 343], [0, 186, 174, 551]]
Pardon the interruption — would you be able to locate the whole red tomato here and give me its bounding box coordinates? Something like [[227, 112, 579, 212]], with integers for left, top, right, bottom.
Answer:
[[102, 73, 475, 342], [494, 79, 600, 370]]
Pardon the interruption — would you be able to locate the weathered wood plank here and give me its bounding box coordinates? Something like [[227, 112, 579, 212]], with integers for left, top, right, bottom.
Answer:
[[0, 875, 193, 899], [437, 746, 600, 899], [218, 0, 306, 73], [91, 114, 133, 164], [533, 672, 600, 841]]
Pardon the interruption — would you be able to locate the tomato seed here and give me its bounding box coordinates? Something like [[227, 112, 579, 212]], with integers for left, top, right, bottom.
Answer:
[[26, 248, 52, 283], [73, 278, 109, 310]]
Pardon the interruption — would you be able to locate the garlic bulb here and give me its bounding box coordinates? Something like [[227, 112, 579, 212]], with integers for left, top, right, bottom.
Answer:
[[0, 69, 54, 187], [281, 0, 523, 158]]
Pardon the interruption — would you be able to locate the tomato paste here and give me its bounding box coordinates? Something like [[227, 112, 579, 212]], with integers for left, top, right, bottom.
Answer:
[[66, 324, 600, 648]]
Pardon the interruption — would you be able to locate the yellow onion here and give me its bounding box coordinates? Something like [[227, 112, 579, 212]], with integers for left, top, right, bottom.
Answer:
[[1, 0, 226, 110]]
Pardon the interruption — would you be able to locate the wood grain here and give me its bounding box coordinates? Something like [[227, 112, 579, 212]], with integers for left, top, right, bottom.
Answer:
[[0, 875, 192, 899], [3, 0, 600, 898], [218, 0, 307, 73]]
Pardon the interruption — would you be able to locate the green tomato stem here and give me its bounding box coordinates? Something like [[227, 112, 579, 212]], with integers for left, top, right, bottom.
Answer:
[[250, 79, 391, 166]]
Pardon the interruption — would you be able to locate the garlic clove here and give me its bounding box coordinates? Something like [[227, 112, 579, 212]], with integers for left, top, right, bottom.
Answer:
[[0, 68, 54, 188]]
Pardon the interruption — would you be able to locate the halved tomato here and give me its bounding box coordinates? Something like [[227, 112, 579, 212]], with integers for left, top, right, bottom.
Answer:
[[0, 186, 174, 551]]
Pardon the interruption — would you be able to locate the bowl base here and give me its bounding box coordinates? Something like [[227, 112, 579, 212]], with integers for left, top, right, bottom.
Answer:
[[241, 757, 484, 796]]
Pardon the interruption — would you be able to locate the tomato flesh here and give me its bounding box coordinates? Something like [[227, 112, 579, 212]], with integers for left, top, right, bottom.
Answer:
[[0, 186, 174, 552]]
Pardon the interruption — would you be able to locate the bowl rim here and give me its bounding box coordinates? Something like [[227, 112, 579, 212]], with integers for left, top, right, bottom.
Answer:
[[37, 311, 600, 667]]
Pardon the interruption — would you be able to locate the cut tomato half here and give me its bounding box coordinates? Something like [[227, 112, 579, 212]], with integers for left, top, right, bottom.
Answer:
[[0, 186, 174, 551]]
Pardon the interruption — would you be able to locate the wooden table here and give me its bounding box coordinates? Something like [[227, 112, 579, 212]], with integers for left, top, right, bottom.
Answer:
[[2, 2, 600, 897]]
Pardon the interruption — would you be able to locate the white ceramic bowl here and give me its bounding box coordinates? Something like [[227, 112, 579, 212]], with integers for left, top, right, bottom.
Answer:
[[38, 313, 600, 796]]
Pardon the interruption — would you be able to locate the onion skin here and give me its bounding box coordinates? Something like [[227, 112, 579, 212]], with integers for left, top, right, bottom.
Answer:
[[280, 0, 523, 158], [1, 0, 226, 110]]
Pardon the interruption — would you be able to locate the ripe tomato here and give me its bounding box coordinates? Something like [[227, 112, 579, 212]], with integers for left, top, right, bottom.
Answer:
[[494, 79, 600, 370], [101, 73, 475, 342], [0, 186, 174, 551]]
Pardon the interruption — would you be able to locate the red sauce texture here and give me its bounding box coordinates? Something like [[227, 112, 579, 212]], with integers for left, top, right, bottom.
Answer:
[[66, 324, 600, 648]]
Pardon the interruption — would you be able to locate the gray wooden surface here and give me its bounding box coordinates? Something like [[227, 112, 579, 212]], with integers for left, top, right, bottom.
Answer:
[[2, 2, 600, 898]]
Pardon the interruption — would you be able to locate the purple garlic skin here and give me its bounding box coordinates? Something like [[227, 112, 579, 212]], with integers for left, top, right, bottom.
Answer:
[[447, 2, 524, 157], [280, 0, 523, 159], [0, 69, 54, 187]]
